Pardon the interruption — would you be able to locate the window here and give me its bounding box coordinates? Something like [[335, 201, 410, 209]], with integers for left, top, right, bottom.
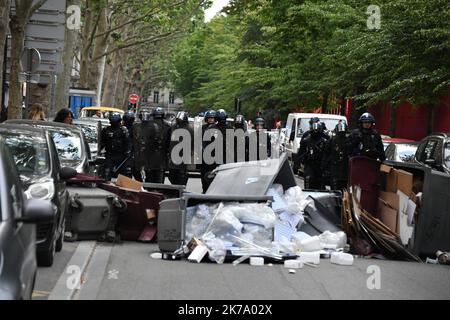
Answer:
[[153, 91, 159, 104], [169, 92, 175, 104], [444, 141, 450, 170], [50, 130, 83, 167], [421, 139, 438, 162]]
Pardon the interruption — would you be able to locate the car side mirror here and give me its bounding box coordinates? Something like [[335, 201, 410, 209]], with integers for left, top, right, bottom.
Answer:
[[424, 159, 436, 167], [20, 198, 55, 223], [60, 166, 77, 180]]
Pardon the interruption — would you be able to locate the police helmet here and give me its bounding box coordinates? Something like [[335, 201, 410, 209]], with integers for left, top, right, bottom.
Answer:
[[140, 108, 152, 122], [311, 122, 321, 132], [153, 107, 165, 119], [204, 110, 217, 122], [335, 121, 348, 133], [176, 111, 189, 123], [123, 111, 135, 121], [254, 117, 265, 127], [234, 114, 245, 129], [109, 112, 122, 123], [359, 112, 375, 124], [216, 109, 228, 122], [309, 117, 320, 125]]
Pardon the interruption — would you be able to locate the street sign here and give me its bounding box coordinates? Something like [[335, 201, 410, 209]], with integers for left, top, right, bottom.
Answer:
[[21, 48, 41, 73], [129, 94, 139, 104]]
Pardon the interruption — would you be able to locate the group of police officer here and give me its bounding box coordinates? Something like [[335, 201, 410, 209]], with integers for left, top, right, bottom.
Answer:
[[100, 107, 385, 193], [296, 112, 386, 191], [99, 107, 271, 193]]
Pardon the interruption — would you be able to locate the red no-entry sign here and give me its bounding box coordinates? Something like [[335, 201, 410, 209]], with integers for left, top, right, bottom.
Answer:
[[129, 94, 139, 104]]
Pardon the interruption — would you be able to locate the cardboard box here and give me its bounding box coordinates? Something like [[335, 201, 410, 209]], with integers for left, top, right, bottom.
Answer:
[[380, 165, 413, 195], [378, 191, 400, 233], [397, 169, 413, 196], [116, 174, 143, 191]]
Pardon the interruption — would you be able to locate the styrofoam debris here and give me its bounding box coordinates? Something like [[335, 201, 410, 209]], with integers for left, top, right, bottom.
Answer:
[[297, 252, 320, 265], [150, 252, 162, 259], [250, 257, 264, 266], [288, 269, 296, 274], [284, 259, 303, 269], [330, 252, 354, 266]]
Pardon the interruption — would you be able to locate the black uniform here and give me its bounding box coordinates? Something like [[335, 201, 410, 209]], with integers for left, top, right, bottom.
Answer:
[[168, 121, 193, 185], [217, 121, 234, 164], [133, 119, 171, 183], [298, 131, 328, 189], [100, 124, 131, 180], [322, 132, 350, 191], [349, 128, 386, 161], [201, 123, 221, 193]]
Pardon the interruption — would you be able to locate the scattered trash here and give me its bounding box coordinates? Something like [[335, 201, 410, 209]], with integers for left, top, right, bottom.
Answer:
[[425, 257, 439, 264], [267, 263, 273, 267], [297, 252, 320, 265], [250, 257, 264, 266], [232, 255, 250, 266], [297, 236, 324, 252], [436, 251, 450, 265], [304, 262, 318, 268], [330, 252, 354, 266], [288, 269, 296, 274], [284, 259, 303, 269], [188, 244, 209, 263], [150, 252, 162, 260]]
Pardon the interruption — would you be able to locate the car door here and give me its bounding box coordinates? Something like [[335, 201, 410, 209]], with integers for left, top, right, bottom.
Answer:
[[4, 150, 36, 299], [417, 138, 439, 167]]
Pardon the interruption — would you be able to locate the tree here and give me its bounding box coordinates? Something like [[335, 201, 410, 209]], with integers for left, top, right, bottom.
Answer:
[[0, 0, 10, 120], [7, 0, 47, 119]]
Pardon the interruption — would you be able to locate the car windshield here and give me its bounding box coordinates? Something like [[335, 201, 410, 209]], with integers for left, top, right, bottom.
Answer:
[[444, 141, 450, 170], [2, 133, 50, 184], [49, 129, 83, 167], [396, 144, 418, 162], [76, 124, 98, 144], [298, 118, 347, 136]]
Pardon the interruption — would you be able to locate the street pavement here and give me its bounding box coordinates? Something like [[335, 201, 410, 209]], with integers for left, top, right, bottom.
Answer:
[[33, 176, 450, 300]]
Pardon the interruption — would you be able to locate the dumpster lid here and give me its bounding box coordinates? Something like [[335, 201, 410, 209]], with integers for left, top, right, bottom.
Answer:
[[206, 153, 297, 196]]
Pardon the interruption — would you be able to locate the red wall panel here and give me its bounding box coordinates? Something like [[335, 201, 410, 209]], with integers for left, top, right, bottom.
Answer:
[[433, 95, 450, 133]]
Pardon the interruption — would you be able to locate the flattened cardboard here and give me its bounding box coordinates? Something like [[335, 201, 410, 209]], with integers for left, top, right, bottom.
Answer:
[[397, 169, 413, 196], [377, 199, 398, 234], [116, 175, 143, 191]]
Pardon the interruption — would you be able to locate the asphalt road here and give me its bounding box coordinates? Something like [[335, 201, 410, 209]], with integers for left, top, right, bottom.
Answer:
[[33, 175, 450, 300]]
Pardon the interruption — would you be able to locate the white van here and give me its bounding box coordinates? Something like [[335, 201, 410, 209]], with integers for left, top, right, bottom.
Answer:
[[284, 113, 348, 172]]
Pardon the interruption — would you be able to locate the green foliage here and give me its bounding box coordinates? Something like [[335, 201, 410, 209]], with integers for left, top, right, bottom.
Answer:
[[166, 0, 450, 117]]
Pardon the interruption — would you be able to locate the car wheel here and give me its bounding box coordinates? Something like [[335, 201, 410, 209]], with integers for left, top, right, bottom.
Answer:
[[37, 238, 55, 267], [55, 218, 65, 252]]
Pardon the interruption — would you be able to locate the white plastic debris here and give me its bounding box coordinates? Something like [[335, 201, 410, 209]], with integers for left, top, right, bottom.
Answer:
[[232, 255, 250, 266], [298, 236, 324, 252], [250, 257, 265, 266], [297, 252, 320, 265], [284, 259, 304, 269], [330, 252, 354, 266], [150, 252, 162, 260], [319, 231, 347, 249], [288, 269, 297, 274], [187, 244, 208, 263]]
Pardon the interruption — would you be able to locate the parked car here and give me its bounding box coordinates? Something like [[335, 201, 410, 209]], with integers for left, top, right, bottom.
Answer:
[[385, 141, 419, 163], [5, 120, 96, 174], [284, 113, 348, 173], [0, 124, 77, 266], [73, 118, 105, 159], [414, 132, 450, 174], [0, 137, 55, 299], [79, 106, 124, 119], [382, 137, 415, 151]]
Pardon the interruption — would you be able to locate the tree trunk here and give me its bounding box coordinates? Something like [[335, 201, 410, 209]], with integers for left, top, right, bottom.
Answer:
[[55, 0, 80, 117], [101, 49, 121, 106], [79, 0, 94, 87], [0, 0, 10, 120], [322, 92, 329, 114], [27, 82, 51, 118], [7, 15, 25, 119]]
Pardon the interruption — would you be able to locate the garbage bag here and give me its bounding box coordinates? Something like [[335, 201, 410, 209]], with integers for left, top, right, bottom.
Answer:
[[319, 231, 347, 249], [202, 232, 227, 264], [185, 203, 218, 242]]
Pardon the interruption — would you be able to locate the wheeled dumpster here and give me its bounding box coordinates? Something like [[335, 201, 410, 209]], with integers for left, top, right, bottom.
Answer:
[[384, 160, 450, 256]]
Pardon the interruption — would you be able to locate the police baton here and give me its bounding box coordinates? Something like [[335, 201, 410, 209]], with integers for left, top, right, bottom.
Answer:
[[113, 155, 132, 175]]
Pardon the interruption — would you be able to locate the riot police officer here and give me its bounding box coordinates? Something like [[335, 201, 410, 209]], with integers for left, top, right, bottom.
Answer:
[[168, 111, 192, 185], [201, 110, 220, 193], [248, 117, 271, 161], [298, 121, 328, 189], [322, 121, 350, 191], [216, 109, 233, 164], [100, 112, 131, 180], [349, 113, 385, 161], [233, 114, 248, 162], [147, 107, 171, 183]]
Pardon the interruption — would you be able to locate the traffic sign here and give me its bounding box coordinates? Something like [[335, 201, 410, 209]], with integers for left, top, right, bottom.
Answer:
[[21, 48, 41, 73], [129, 94, 139, 104]]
